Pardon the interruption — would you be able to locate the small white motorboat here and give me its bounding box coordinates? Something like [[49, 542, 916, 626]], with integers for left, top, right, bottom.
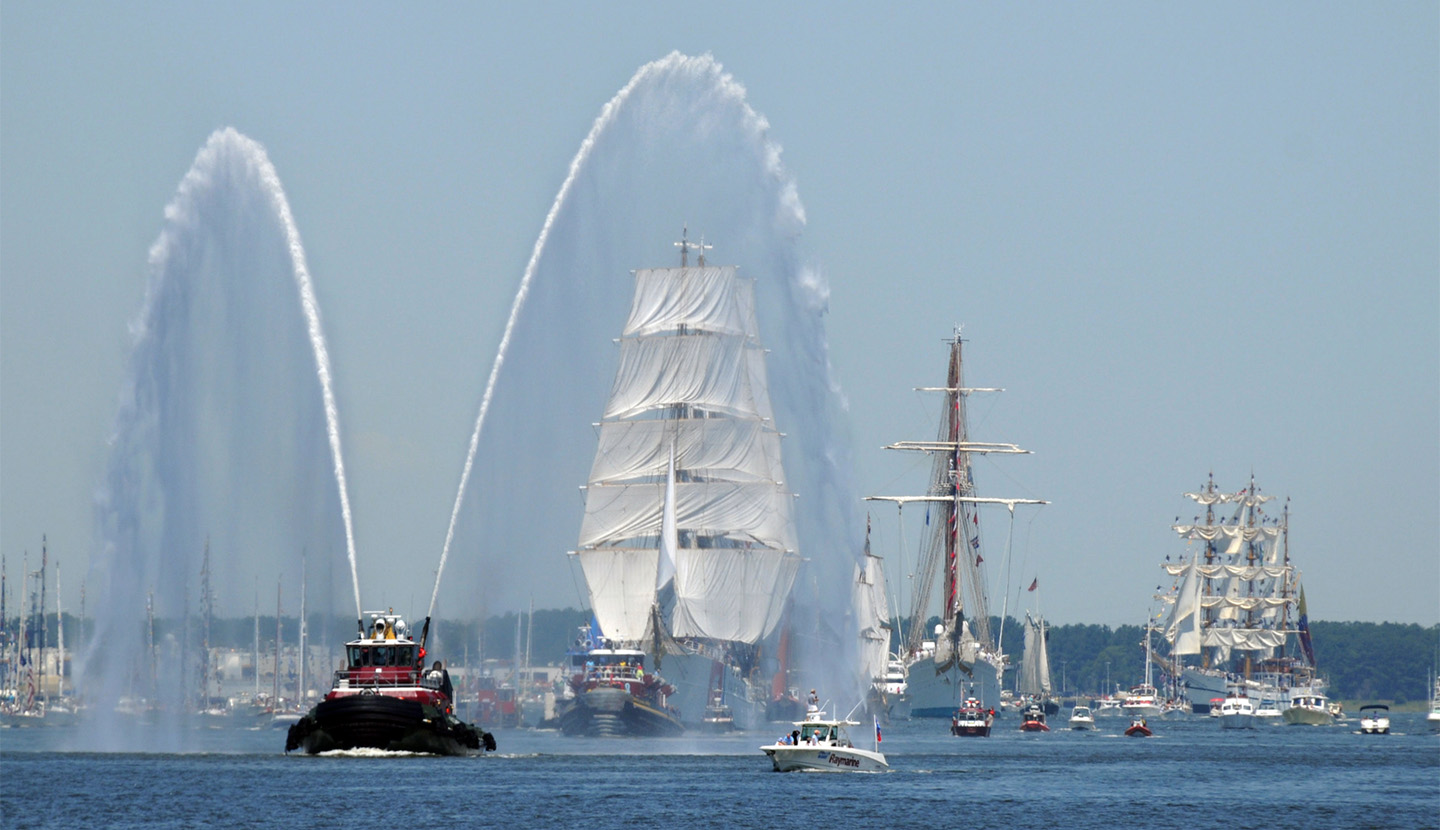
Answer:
[[1068, 705, 1095, 730], [1358, 704, 1390, 735], [1282, 688, 1335, 726], [1218, 690, 1256, 730], [761, 704, 888, 772]]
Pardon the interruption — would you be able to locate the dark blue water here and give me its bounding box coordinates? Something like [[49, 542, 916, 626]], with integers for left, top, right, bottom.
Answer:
[[3, 715, 1437, 829]]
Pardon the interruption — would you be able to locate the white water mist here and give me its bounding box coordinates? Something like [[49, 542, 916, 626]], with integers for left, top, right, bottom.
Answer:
[[82, 128, 360, 749], [436, 53, 864, 701]]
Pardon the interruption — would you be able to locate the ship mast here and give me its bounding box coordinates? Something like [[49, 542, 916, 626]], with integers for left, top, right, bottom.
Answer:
[[868, 329, 1044, 663]]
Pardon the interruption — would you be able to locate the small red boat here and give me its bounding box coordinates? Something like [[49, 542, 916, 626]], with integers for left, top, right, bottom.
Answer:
[[285, 611, 494, 755], [1125, 717, 1153, 737], [1019, 701, 1050, 732]]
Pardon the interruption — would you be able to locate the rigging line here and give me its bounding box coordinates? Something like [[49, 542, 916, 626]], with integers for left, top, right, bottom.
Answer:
[[567, 557, 589, 613]]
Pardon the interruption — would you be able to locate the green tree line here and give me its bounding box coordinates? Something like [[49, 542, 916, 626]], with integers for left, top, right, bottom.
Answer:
[[10, 611, 1435, 702]]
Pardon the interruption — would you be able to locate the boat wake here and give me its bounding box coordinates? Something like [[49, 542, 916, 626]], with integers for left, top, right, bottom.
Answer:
[[314, 748, 429, 759]]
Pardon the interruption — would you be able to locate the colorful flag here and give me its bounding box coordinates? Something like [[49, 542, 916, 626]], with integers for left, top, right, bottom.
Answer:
[[975, 554, 983, 565], [1028, 578, 1038, 592], [875, 716, 882, 743]]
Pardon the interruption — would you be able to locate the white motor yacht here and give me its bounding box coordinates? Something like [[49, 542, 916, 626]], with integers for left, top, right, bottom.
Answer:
[[1282, 688, 1335, 726], [761, 705, 888, 773], [1218, 690, 1256, 730], [1068, 705, 1095, 730]]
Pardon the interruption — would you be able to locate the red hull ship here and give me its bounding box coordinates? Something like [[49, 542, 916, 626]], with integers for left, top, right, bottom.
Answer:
[[285, 611, 495, 755]]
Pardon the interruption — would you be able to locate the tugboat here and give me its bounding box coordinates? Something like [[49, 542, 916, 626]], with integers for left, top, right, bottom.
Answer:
[[556, 628, 683, 737], [950, 697, 995, 737], [285, 611, 495, 755]]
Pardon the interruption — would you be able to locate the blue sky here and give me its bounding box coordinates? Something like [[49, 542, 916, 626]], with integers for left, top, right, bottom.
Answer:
[[2, 2, 1436, 626]]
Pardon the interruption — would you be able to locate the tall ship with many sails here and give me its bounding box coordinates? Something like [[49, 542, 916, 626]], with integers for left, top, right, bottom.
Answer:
[[868, 330, 1045, 718], [1158, 474, 1321, 714], [565, 233, 801, 733]]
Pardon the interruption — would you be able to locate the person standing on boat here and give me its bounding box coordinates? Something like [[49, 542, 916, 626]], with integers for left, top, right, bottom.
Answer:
[[428, 661, 454, 703]]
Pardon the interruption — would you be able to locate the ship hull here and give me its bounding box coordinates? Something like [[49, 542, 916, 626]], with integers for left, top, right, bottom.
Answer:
[[558, 686, 684, 737], [904, 659, 1002, 719], [1282, 706, 1333, 726], [761, 745, 888, 773], [285, 695, 487, 756]]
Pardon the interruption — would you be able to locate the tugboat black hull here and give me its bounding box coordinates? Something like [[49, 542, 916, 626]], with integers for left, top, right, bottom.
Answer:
[[286, 695, 493, 756], [558, 686, 684, 737]]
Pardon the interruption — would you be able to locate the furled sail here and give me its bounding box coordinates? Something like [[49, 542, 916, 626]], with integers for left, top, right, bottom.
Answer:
[[577, 263, 799, 647]]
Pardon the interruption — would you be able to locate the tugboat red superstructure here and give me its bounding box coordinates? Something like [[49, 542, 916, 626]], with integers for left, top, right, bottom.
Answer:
[[285, 611, 495, 755]]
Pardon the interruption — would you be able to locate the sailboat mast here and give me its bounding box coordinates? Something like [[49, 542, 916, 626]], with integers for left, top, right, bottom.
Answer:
[[0, 554, 6, 696], [54, 560, 64, 700], [200, 538, 211, 708], [253, 583, 260, 698], [38, 538, 47, 705], [299, 553, 307, 708], [273, 582, 281, 711]]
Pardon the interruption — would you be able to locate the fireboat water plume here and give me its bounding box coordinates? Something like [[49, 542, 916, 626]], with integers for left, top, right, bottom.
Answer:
[[81, 128, 359, 749], [438, 52, 864, 702]]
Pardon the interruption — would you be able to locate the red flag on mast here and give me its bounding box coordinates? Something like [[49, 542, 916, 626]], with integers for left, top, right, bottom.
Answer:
[[1027, 578, 1038, 592]]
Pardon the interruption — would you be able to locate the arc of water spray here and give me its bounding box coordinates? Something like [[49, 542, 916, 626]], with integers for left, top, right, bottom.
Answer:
[[238, 130, 364, 620], [427, 53, 725, 618]]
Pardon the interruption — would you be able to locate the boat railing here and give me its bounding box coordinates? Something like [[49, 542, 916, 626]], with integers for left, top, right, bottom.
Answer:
[[333, 669, 436, 690]]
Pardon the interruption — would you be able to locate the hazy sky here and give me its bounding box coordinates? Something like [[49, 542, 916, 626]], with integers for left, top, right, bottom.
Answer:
[[2, 2, 1435, 627]]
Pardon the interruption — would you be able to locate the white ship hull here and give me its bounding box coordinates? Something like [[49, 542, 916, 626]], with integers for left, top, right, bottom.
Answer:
[[903, 658, 1002, 719], [761, 744, 887, 772]]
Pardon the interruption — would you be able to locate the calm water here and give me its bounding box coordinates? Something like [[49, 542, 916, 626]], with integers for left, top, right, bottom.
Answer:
[[3, 714, 1437, 829]]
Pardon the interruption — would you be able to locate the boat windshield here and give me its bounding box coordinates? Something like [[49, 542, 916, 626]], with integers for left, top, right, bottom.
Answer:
[[348, 645, 416, 668]]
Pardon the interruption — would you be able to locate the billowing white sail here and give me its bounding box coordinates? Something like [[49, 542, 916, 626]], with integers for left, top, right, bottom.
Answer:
[[670, 548, 798, 642], [852, 551, 891, 683], [576, 548, 660, 642], [1165, 560, 1203, 656], [577, 261, 799, 647], [587, 419, 782, 485], [580, 480, 796, 552], [624, 267, 757, 338], [1019, 613, 1052, 696]]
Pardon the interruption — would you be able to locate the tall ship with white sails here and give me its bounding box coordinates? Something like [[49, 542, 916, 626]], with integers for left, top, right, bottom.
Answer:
[[567, 233, 801, 733], [1159, 474, 1321, 714], [868, 331, 1045, 718]]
